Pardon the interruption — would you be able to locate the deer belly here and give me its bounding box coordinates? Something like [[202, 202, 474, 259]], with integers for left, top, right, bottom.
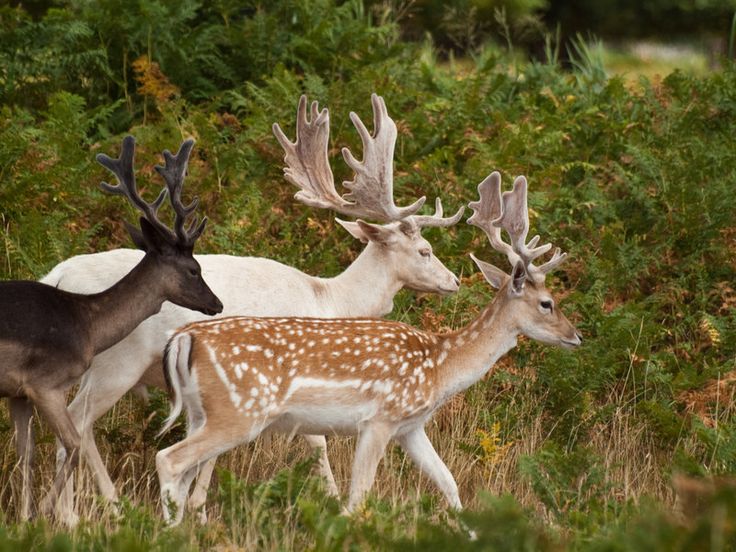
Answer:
[[271, 382, 381, 434], [271, 404, 378, 435]]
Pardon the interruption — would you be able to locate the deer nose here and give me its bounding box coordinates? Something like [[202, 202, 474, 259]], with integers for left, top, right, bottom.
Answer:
[[453, 276, 460, 288], [576, 332, 583, 344]]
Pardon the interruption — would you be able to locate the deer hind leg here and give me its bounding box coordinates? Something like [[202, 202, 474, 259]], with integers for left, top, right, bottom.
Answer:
[[347, 423, 393, 512], [187, 458, 216, 524], [32, 389, 82, 526], [9, 397, 35, 521], [396, 427, 461, 509], [157, 422, 263, 526], [302, 434, 339, 496]]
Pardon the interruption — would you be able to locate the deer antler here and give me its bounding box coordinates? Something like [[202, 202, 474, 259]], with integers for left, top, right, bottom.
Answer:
[[273, 93, 462, 226], [468, 172, 520, 267], [493, 176, 552, 266], [409, 197, 465, 228], [97, 136, 205, 247], [468, 171, 566, 281], [339, 93, 425, 221], [154, 140, 207, 246], [272, 96, 350, 212]]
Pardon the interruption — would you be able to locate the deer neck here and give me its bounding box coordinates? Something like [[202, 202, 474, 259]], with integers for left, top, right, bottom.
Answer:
[[434, 294, 519, 401], [81, 254, 167, 354], [326, 243, 402, 318]]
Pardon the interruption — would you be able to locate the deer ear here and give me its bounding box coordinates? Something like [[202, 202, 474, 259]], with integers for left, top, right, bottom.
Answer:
[[335, 218, 395, 245], [335, 218, 368, 243], [137, 217, 176, 255], [510, 260, 527, 295], [398, 219, 419, 238], [124, 221, 148, 252], [470, 253, 508, 289]]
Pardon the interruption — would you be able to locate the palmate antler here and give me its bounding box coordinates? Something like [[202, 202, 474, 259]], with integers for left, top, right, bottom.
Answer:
[[97, 136, 206, 247], [468, 171, 566, 283], [273, 94, 463, 228]]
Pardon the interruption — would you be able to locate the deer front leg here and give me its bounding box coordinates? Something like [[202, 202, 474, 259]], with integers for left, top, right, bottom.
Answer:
[[61, 358, 146, 509], [9, 397, 35, 521], [347, 423, 393, 512], [302, 434, 339, 496], [396, 427, 461, 509]]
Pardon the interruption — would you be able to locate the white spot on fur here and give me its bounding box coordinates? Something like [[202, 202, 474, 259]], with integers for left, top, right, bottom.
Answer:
[[207, 345, 242, 408]]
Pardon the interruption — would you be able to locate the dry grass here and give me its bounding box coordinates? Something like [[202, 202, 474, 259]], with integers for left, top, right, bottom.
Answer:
[[0, 376, 678, 538]]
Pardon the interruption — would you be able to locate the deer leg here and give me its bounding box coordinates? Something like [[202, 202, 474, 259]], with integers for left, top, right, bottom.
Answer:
[[347, 423, 392, 512], [302, 434, 339, 496], [130, 383, 150, 405], [33, 390, 82, 525], [396, 427, 461, 509], [9, 397, 35, 521], [56, 360, 147, 520], [187, 458, 216, 524], [157, 423, 262, 526]]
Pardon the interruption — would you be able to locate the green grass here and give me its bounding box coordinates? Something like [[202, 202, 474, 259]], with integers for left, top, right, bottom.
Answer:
[[602, 40, 710, 83]]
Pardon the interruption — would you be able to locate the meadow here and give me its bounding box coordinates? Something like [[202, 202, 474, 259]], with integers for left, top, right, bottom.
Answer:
[[1, 2, 736, 549]]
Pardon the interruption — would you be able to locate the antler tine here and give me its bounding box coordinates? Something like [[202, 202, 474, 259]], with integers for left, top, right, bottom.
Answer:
[[340, 93, 426, 221], [183, 214, 208, 244], [273, 95, 351, 213], [493, 176, 552, 266], [97, 135, 172, 237], [537, 247, 568, 274], [154, 139, 201, 245], [410, 197, 465, 228], [468, 171, 521, 267]]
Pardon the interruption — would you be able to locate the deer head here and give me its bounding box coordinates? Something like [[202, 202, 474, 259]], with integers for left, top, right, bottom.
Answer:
[[98, 136, 223, 316], [468, 172, 581, 348], [273, 94, 463, 295]]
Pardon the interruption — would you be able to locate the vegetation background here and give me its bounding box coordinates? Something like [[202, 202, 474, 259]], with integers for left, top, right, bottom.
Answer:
[[2, 0, 736, 549]]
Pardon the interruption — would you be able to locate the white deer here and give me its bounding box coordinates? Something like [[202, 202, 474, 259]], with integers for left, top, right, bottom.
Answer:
[[155, 171, 582, 525], [43, 94, 463, 522]]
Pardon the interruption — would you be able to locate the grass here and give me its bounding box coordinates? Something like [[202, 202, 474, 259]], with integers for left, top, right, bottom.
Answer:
[[602, 40, 711, 83]]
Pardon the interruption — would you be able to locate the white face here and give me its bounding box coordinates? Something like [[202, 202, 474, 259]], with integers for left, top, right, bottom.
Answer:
[[338, 218, 460, 295], [385, 225, 460, 295]]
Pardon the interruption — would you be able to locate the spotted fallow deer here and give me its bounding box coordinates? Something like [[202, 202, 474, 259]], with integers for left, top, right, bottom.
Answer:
[[43, 94, 463, 522], [0, 136, 222, 524], [155, 171, 582, 525]]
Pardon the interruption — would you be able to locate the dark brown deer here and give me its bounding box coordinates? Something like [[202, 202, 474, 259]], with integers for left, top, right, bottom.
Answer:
[[0, 136, 222, 524]]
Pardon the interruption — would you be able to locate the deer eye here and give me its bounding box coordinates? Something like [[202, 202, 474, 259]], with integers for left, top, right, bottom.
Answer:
[[419, 249, 431, 258], [540, 300, 553, 312]]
